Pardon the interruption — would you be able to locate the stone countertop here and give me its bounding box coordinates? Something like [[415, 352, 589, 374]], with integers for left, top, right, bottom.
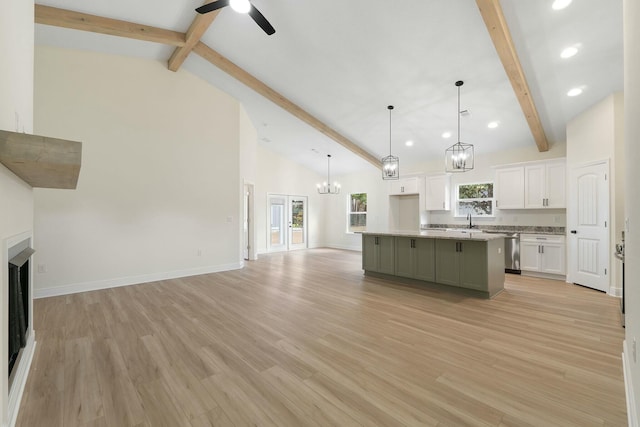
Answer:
[[422, 224, 566, 236], [360, 229, 506, 241]]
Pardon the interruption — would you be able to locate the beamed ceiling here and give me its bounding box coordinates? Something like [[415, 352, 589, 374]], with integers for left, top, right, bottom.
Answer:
[[33, 0, 623, 176]]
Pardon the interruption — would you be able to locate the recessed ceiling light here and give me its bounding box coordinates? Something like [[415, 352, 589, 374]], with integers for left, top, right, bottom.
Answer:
[[442, 132, 452, 139], [405, 140, 414, 147], [567, 87, 583, 97], [487, 121, 499, 129], [552, 0, 572, 10], [560, 46, 578, 59]]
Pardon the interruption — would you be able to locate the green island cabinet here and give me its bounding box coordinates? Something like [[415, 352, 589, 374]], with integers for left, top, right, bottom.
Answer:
[[395, 237, 435, 281], [362, 234, 395, 275], [434, 239, 487, 291], [362, 233, 505, 298]]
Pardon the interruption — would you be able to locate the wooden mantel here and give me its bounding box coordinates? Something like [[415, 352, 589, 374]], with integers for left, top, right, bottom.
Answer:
[[0, 130, 82, 189]]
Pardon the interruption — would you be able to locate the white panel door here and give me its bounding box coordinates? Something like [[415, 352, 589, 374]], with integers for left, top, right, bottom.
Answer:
[[568, 162, 609, 292]]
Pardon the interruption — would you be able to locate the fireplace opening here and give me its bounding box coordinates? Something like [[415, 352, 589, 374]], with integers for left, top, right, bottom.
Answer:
[[8, 245, 34, 379]]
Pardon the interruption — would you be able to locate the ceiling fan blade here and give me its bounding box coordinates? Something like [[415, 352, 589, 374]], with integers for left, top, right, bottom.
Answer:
[[196, 0, 230, 14], [248, 4, 275, 35]]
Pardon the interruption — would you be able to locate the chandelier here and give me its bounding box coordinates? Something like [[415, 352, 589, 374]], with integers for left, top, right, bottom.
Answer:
[[317, 154, 340, 194]]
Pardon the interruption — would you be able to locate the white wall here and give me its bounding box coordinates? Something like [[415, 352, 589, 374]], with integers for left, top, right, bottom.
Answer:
[[33, 46, 243, 296], [324, 168, 390, 251], [0, 1, 35, 425], [566, 92, 625, 295], [254, 145, 325, 254], [623, 0, 640, 421], [239, 106, 257, 260]]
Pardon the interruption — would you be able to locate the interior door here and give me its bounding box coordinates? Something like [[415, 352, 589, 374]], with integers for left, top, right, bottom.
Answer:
[[268, 194, 308, 252], [243, 186, 250, 260], [568, 161, 610, 292]]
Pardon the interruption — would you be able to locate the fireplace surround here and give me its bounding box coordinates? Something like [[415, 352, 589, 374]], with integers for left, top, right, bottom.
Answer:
[[3, 231, 36, 426]]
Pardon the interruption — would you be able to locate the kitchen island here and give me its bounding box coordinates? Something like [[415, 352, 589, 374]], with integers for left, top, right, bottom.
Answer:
[[361, 230, 505, 298]]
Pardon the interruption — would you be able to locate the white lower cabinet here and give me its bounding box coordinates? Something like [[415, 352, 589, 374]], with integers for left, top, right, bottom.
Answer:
[[520, 234, 565, 275]]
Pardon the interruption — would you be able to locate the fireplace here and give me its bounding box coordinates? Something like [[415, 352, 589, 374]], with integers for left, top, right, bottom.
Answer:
[[4, 232, 36, 425], [8, 243, 33, 380]]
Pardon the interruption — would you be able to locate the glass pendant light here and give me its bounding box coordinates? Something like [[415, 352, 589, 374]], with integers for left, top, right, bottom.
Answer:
[[445, 81, 474, 172], [382, 105, 399, 180]]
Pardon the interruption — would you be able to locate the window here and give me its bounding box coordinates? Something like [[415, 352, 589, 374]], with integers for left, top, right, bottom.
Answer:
[[348, 193, 367, 232], [456, 182, 494, 216]]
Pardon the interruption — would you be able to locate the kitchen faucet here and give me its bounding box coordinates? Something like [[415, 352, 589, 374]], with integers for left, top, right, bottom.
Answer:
[[467, 213, 475, 229]]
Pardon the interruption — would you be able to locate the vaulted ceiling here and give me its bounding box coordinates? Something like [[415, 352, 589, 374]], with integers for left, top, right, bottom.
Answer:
[[34, 0, 623, 176]]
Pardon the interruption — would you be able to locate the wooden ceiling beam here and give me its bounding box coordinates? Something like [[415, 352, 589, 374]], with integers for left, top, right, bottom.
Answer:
[[168, 3, 221, 72], [193, 42, 382, 168], [35, 5, 186, 47], [475, 0, 549, 152], [34, 5, 382, 169]]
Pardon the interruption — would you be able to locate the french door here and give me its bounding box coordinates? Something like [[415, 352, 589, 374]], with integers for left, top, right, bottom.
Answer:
[[268, 194, 308, 252]]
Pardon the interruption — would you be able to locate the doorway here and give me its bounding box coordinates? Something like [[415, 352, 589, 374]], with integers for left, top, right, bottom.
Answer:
[[567, 160, 610, 292], [243, 183, 256, 261], [268, 194, 308, 252]]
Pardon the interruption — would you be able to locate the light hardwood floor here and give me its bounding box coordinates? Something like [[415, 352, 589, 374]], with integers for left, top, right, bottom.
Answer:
[[16, 248, 626, 426]]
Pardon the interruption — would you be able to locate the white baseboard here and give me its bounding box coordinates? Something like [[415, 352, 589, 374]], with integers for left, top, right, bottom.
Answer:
[[623, 340, 638, 427], [8, 332, 36, 427], [34, 262, 243, 298], [521, 271, 566, 281], [325, 244, 362, 252], [610, 286, 622, 297]]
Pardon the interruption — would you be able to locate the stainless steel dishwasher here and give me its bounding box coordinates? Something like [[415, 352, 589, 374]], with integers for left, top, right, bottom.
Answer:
[[504, 233, 521, 274]]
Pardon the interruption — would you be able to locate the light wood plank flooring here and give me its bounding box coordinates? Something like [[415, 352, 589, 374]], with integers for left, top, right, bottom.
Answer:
[[16, 248, 626, 426]]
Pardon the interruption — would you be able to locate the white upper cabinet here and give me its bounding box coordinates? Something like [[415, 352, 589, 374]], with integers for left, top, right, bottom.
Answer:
[[495, 159, 566, 210], [524, 160, 566, 209], [389, 177, 419, 195], [425, 174, 451, 211], [545, 161, 566, 208], [495, 166, 525, 209]]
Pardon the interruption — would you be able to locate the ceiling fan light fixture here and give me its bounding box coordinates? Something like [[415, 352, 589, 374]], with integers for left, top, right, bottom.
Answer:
[[382, 105, 399, 180], [230, 0, 251, 14], [445, 81, 474, 173]]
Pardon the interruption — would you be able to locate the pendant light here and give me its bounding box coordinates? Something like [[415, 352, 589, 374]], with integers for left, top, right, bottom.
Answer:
[[445, 81, 474, 172], [317, 154, 341, 194], [382, 105, 399, 180]]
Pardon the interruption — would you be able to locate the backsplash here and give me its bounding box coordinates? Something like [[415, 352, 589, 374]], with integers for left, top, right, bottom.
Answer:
[[423, 224, 566, 235]]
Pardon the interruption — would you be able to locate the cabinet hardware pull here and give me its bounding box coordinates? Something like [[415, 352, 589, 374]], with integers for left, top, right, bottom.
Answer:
[[541, 246, 544, 254], [443, 202, 445, 209], [496, 200, 499, 208]]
